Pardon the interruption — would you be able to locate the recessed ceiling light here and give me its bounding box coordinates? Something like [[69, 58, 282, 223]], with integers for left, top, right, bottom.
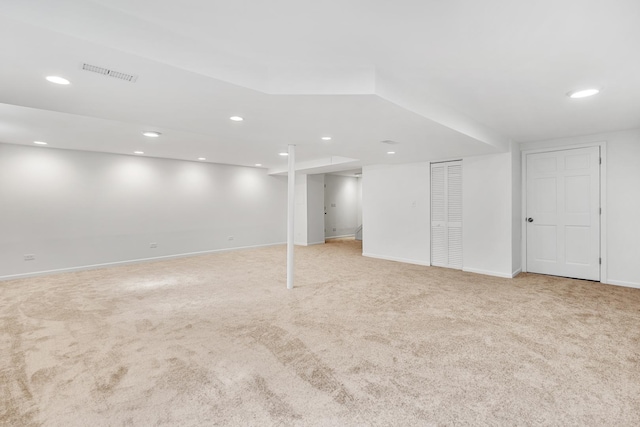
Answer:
[[197, 157, 206, 161], [142, 131, 161, 138], [255, 163, 262, 167], [33, 141, 48, 145], [279, 152, 289, 156], [134, 151, 144, 155], [321, 136, 332, 141], [229, 116, 244, 121], [568, 88, 600, 99], [45, 76, 70, 85], [387, 151, 396, 154]]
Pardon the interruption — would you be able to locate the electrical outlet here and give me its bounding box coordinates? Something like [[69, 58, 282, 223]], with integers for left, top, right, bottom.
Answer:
[[331, 203, 336, 207], [150, 243, 158, 248], [333, 228, 336, 232], [228, 236, 234, 241], [24, 254, 35, 261]]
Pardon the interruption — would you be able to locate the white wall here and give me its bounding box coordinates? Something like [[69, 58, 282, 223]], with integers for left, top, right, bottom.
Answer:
[[462, 153, 513, 277], [511, 141, 522, 275], [521, 128, 640, 288], [0, 143, 287, 279], [324, 174, 359, 238], [295, 173, 325, 246], [362, 163, 431, 265], [307, 174, 325, 245], [294, 174, 309, 245], [363, 153, 516, 276], [356, 177, 363, 227]]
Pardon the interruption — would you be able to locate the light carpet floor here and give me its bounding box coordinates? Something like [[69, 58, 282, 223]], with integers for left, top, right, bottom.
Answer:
[[1, 239, 640, 426]]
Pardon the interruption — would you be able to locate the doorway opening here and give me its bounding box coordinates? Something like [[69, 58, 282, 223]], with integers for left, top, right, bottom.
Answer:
[[324, 171, 362, 241]]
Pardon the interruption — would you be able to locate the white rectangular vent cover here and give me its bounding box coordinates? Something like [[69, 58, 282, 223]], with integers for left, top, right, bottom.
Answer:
[[81, 63, 138, 82]]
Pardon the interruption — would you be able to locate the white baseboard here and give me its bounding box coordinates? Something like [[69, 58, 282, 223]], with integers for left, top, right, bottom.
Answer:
[[362, 252, 430, 267], [512, 268, 522, 278], [0, 242, 286, 281], [463, 267, 514, 279], [606, 279, 640, 290], [325, 234, 355, 240], [294, 241, 325, 247]]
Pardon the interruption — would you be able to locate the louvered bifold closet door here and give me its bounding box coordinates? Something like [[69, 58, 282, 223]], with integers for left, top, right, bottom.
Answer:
[[430, 161, 462, 269], [446, 164, 463, 269], [431, 165, 447, 266]]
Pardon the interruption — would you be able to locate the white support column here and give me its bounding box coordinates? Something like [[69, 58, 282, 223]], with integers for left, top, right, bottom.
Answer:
[[287, 144, 296, 290]]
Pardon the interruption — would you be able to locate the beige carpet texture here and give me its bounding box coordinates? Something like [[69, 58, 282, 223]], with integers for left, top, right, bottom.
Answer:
[[1, 238, 639, 426]]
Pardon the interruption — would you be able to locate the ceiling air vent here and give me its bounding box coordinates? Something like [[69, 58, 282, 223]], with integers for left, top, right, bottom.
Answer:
[[81, 63, 138, 82], [380, 140, 399, 145]]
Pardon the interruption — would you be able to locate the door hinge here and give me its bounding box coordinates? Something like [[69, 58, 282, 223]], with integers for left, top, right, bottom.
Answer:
[[599, 157, 602, 164], [599, 207, 602, 214], [599, 257, 602, 265]]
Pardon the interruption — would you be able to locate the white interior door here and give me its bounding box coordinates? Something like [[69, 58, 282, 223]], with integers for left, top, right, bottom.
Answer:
[[526, 147, 600, 280], [431, 161, 462, 269]]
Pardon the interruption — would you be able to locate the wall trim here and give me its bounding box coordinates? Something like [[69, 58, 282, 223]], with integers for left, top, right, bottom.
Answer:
[[521, 141, 608, 284], [295, 241, 326, 247], [0, 242, 286, 282], [326, 234, 355, 240], [362, 252, 430, 267], [606, 279, 640, 290], [512, 268, 522, 278], [463, 267, 514, 278]]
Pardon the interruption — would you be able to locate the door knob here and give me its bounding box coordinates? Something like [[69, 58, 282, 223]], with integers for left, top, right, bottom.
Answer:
[[527, 217, 534, 223]]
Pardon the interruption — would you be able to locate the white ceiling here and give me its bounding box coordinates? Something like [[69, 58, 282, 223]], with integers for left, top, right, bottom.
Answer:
[[1, 0, 639, 171]]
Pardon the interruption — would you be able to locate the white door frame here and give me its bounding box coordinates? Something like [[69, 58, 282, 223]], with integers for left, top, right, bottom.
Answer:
[[521, 141, 607, 283]]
